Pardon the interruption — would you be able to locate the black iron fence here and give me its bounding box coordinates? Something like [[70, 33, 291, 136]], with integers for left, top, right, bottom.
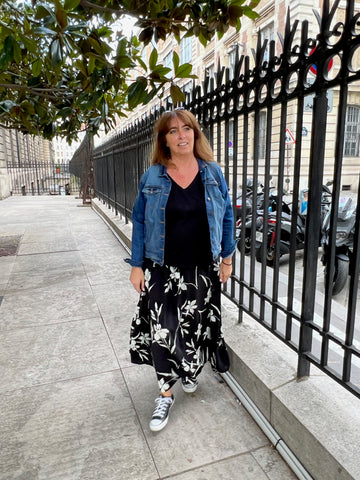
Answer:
[[71, 0, 360, 398], [7, 160, 79, 195]]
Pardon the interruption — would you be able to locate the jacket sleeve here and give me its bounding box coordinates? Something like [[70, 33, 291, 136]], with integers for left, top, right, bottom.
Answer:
[[213, 163, 236, 259], [129, 171, 148, 267]]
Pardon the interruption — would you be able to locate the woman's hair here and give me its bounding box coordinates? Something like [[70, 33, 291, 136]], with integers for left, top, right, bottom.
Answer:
[[151, 109, 214, 165]]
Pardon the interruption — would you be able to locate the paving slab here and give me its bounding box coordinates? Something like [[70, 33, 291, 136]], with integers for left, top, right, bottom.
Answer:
[[0, 371, 157, 480], [0, 281, 99, 329], [123, 363, 270, 478], [0, 317, 118, 393], [0, 196, 297, 480]]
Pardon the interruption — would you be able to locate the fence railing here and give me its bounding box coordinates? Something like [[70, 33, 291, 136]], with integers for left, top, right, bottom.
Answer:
[[71, 0, 360, 398], [7, 160, 78, 195]]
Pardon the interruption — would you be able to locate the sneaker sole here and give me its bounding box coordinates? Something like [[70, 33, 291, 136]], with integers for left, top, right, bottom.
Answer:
[[182, 383, 198, 394]]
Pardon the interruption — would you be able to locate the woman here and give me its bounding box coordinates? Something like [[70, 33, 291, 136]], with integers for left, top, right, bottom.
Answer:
[[129, 109, 236, 432]]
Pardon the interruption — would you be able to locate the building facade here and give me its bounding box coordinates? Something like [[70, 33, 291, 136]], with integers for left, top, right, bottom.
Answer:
[[0, 127, 55, 198], [111, 0, 360, 195]]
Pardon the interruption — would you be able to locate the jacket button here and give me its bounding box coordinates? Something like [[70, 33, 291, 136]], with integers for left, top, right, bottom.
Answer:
[[207, 197, 210, 201]]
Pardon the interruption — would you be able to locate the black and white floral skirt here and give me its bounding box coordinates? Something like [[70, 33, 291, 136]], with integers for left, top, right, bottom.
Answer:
[[129, 259, 230, 393]]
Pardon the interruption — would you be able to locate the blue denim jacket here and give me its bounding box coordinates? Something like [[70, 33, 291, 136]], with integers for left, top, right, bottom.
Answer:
[[129, 159, 236, 267]]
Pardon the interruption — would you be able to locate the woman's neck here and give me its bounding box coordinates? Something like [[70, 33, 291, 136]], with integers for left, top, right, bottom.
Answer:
[[167, 155, 197, 171]]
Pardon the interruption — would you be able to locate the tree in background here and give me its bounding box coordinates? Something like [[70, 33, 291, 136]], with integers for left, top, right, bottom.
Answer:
[[0, 0, 258, 142]]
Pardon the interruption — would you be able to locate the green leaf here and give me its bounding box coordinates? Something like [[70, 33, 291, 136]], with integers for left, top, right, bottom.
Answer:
[[50, 38, 62, 66], [35, 5, 52, 20], [64, 0, 81, 11], [0, 36, 15, 69], [149, 48, 158, 69], [139, 28, 153, 45], [56, 7, 68, 30], [175, 63, 192, 78], [34, 26, 57, 36], [127, 77, 147, 108], [0, 22, 13, 37], [19, 34, 38, 54], [20, 100, 35, 115], [173, 51, 179, 73], [75, 59, 87, 76], [242, 6, 259, 19], [32, 58, 42, 77], [170, 84, 185, 105], [13, 40, 22, 63], [88, 55, 96, 74]]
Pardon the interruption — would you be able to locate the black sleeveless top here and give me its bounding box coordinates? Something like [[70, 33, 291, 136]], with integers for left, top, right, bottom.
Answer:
[[164, 172, 212, 268]]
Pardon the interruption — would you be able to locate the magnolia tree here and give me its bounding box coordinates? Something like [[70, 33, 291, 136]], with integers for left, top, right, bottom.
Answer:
[[0, 0, 259, 142]]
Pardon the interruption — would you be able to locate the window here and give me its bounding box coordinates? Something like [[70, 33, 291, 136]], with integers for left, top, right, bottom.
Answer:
[[257, 111, 266, 159], [228, 47, 237, 80], [182, 81, 193, 102], [344, 106, 360, 156], [259, 23, 274, 64], [180, 36, 192, 64], [164, 51, 173, 79], [205, 63, 215, 79]]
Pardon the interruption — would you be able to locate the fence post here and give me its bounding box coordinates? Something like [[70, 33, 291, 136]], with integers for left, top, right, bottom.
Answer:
[[298, 91, 328, 378]]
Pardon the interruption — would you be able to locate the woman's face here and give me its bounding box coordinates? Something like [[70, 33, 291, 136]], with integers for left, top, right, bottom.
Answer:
[[164, 116, 195, 158]]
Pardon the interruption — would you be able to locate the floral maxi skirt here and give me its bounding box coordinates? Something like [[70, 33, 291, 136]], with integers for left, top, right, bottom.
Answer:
[[129, 260, 230, 393]]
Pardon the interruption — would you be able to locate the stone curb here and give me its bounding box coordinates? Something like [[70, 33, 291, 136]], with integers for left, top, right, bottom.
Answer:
[[92, 198, 360, 480]]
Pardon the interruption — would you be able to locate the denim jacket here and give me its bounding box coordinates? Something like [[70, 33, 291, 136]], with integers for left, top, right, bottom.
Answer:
[[129, 159, 236, 267]]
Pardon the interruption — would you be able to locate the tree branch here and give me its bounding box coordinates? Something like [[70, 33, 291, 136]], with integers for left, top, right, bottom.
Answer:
[[79, 0, 126, 17], [0, 83, 72, 101]]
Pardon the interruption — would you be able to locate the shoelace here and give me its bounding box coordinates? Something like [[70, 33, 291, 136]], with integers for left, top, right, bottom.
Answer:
[[153, 396, 172, 418]]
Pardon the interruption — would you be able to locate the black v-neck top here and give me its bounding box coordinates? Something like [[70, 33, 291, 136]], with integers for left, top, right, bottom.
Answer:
[[164, 172, 212, 268]]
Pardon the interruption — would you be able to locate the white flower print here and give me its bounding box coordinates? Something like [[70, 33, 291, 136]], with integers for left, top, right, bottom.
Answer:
[[129, 259, 228, 390], [158, 378, 171, 393], [153, 324, 169, 342], [183, 299, 197, 316], [203, 326, 212, 340], [169, 267, 181, 280], [177, 275, 187, 294], [208, 309, 217, 323], [195, 323, 202, 340], [204, 287, 212, 305], [150, 302, 163, 322]]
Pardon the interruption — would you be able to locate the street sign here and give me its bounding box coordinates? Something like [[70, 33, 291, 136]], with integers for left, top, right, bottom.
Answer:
[[309, 46, 334, 76], [285, 128, 296, 145]]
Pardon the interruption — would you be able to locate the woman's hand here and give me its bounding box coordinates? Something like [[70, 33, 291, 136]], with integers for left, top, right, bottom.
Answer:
[[219, 259, 232, 283], [130, 267, 145, 293]]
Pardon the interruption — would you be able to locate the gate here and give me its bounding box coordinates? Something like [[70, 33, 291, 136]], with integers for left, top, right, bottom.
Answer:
[[72, 0, 360, 398]]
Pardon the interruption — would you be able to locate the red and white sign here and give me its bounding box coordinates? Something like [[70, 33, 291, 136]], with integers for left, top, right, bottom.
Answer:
[[309, 46, 334, 76], [285, 128, 296, 145]]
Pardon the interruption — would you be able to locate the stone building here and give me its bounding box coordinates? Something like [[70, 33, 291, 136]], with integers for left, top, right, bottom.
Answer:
[[0, 127, 55, 199], [113, 0, 360, 194]]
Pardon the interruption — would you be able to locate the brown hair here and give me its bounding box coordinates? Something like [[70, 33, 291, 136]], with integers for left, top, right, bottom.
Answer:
[[151, 109, 214, 165]]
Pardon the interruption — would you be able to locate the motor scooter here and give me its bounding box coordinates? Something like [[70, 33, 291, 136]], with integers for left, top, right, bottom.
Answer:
[[253, 184, 332, 266], [321, 196, 356, 295], [254, 207, 306, 266], [236, 187, 287, 256]]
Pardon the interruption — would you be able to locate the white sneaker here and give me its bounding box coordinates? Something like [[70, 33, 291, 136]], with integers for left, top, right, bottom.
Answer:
[[149, 395, 174, 432], [181, 378, 198, 393]]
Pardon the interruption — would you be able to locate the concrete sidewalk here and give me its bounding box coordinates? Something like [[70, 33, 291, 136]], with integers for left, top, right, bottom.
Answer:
[[0, 196, 297, 480]]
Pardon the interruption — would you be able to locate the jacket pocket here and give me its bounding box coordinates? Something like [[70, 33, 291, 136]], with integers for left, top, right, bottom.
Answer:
[[142, 185, 162, 211]]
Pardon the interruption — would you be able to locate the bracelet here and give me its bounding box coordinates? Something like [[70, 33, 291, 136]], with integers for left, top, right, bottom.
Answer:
[[222, 260, 232, 266]]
